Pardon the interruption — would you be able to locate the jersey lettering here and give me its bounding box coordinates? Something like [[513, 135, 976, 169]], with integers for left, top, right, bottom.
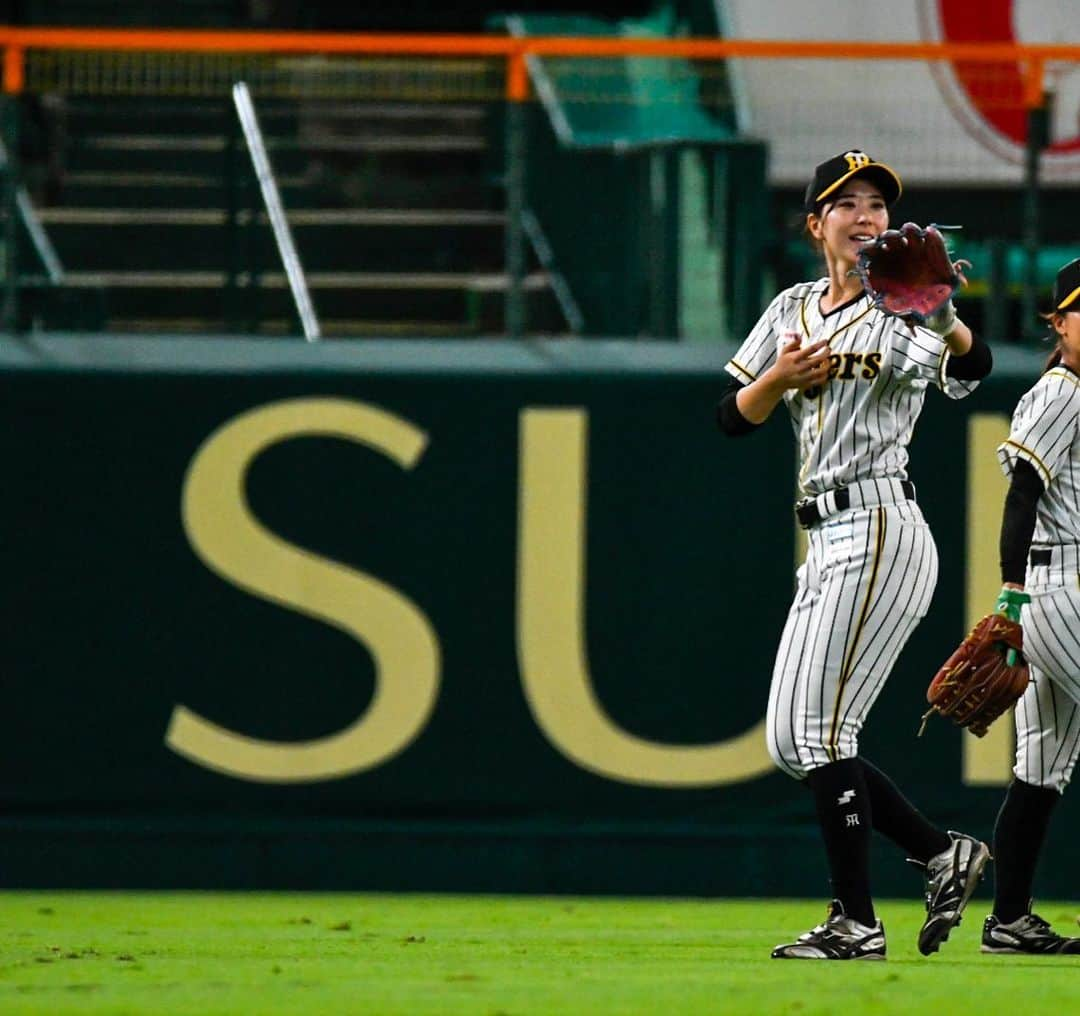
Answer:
[[840, 353, 863, 380], [823, 351, 877, 384]]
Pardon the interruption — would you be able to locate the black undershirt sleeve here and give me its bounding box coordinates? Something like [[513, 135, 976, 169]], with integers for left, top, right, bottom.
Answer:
[[945, 330, 993, 381], [999, 459, 1044, 585], [716, 377, 760, 437]]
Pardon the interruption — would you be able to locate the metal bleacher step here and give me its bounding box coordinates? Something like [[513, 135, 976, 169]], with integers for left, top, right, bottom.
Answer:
[[67, 270, 564, 337], [67, 132, 489, 176], [39, 208, 506, 227], [56, 170, 496, 210], [103, 318, 480, 337], [61, 270, 554, 291], [41, 207, 512, 273], [79, 134, 487, 154], [65, 100, 489, 140]]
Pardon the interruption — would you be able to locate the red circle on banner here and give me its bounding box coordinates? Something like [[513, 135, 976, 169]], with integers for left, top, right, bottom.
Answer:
[[935, 0, 1080, 153]]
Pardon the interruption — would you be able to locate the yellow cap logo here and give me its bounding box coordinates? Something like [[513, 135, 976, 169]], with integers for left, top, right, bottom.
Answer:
[[843, 151, 871, 171]]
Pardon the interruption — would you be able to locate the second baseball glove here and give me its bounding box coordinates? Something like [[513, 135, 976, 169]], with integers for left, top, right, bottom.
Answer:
[[918, 597, 1030, 739], [856, 222, 964, 325]]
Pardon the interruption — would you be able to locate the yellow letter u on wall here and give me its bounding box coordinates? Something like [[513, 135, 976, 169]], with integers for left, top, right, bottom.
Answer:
[[517, 408, 773, 787]]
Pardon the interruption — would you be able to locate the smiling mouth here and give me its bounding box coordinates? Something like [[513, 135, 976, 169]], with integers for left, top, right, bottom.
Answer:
[[851, 234, 875, 243]]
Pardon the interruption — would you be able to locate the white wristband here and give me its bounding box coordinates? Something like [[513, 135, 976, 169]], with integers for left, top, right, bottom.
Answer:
[[923, 300, 956, 337]]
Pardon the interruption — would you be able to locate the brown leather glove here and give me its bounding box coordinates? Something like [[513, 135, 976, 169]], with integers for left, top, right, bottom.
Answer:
[[919, 612, 1029, 738], [856, 222, 965, 329]]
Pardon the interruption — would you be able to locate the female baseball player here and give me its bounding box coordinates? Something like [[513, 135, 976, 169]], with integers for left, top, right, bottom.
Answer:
[[717, 150, 993, 960], [982, 257, 1080, 955]]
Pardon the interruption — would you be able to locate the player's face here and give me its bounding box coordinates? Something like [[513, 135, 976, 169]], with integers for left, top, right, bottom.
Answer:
[[1052, 310, 1080, 370], [808, 181, 889, 268]]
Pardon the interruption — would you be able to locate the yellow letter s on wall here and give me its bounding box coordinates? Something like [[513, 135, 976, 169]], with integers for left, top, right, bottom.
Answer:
[[170, 398, 441, 783]]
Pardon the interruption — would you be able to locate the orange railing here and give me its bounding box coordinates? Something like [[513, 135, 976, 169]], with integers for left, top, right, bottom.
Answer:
[[0, 27, 1075, 338], [0, 27, 1077, 106]]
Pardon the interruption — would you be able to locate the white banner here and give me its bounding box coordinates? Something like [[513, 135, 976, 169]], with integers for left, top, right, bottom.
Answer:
[[718, 0, 1080, 185]]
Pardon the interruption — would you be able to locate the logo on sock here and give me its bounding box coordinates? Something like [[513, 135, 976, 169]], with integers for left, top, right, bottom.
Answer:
[[837, 789, 856, 805], [845, 814, 860, 827]]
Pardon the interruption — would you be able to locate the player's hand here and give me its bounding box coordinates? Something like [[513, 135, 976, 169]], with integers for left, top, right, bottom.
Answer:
[[773, 338, 831, 392]]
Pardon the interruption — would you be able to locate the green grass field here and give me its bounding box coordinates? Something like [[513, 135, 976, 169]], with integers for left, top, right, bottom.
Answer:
[[1, 893, 1077, 1015]]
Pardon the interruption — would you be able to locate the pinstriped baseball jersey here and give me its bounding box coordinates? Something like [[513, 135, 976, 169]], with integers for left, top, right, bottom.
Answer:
[[999, 365, 1080, 791], [726, 279, 980, 495], [1012, 541, 1080, 791], [997, 366, 1080, 546]]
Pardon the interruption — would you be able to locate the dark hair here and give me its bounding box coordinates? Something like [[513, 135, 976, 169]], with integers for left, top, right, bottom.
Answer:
[[799, 211, 821, 245], [1040, 311, 1063, 373], [794, 209, 825, 276]]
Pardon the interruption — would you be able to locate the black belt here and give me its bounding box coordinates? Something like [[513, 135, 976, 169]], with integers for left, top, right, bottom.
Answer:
[[795, 480, 915, 529], [1030, 548, 1051, 566], [796, 489, 850, 528]]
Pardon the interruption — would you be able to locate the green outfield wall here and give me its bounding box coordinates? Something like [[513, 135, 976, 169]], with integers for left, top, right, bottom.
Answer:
[[1, 335, 1074, 898]]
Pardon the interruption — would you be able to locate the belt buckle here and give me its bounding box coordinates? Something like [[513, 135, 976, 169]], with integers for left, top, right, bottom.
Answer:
[[794, 495, 816, 530]]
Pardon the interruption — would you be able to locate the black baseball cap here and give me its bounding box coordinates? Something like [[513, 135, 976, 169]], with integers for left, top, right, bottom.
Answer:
[[1054, 257, 1080, 311], [804, 150, 903, 214]]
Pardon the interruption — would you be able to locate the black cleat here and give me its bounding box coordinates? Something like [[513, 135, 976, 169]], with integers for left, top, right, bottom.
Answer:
[[912, 830, 991, 956], [771, 900, 886, 960], [982, 912, 1080, 954]]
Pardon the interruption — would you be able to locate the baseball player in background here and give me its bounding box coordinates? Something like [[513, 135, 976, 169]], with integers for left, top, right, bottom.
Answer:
[[983, 257, 1080, 955], [717, 151, 993, 959]]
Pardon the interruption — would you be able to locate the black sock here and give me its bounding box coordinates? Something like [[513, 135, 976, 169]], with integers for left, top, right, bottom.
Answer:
[[860, 758, 951, 863], [993, 778, 1060, 924], [805, 758, 875, 926]]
